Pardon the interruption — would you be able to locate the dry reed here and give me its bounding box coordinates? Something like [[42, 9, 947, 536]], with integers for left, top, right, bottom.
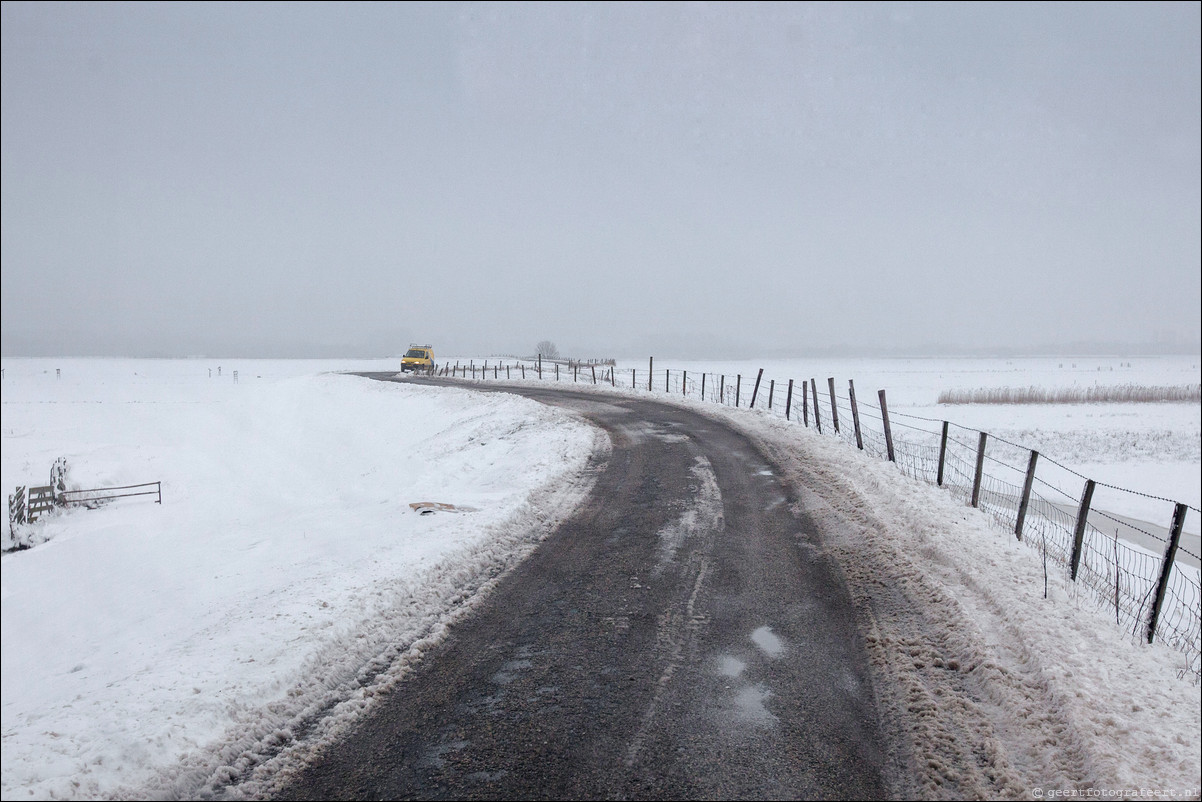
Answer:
[[937, 384, 1201, 405]]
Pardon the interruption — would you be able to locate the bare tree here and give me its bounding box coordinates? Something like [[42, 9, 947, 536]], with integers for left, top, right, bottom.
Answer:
[[536, 340, 560, 360]]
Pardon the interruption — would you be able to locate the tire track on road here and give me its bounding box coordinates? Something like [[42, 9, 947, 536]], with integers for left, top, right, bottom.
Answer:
[[266, 378, 894, 800]]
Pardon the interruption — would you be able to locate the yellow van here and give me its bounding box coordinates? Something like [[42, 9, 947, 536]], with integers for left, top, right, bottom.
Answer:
[[400, 345, 434, 373]]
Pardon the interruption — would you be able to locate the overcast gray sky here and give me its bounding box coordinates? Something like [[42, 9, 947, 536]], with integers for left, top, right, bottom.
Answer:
[[2, 1, 1199, 358]]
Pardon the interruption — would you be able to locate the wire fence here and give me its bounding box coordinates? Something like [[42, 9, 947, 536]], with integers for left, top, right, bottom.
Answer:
[[7, 456, 162, 551], [436, 357, 1201, 680]]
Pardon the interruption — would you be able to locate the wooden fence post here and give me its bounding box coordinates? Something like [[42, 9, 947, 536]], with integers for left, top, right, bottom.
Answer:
[[1014, 450, 1039, 540], [810, 379, 822, 433], [1070, 479, 1097, 581], [827, 377, 840, 433], [768, 379, 774, 410], [848, 380, 863, 449], [648, 357, 653, 391], [665, 368, 669, 393], [736, 375, 742, 407], [701, 373, 706, 401], [592, 365, 597, 384], [786, 379, 794, 420], [8, 486, 27, 529], [683, 370, 687, 396], [971, 432, 988, 508], [878, 390, 895, 462], [1147, 503, 1188, 644], [538, 354, 542, 379], [802, 382, 809, 426], [556, 364, 559, 381], [720, 375, 725, 404], [750, 368, 763, 408], [937, 422, 949, 486]]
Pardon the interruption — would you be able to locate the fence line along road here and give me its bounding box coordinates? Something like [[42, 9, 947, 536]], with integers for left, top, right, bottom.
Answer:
[[422, 356, 1201, 681]]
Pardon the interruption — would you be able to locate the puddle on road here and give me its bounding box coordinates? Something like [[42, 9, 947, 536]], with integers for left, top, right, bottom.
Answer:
[[418, 739, 470, 768], [732, 684, 778, 726], [617, 420, 693, 444], [717, 655, 746, 678], [491, 658, 533, 685], [751, 626, 785, 658]]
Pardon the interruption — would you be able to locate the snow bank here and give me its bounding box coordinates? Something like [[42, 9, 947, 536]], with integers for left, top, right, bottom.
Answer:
[[1, 365, 604, 800], [734, 411, 1201, 798]]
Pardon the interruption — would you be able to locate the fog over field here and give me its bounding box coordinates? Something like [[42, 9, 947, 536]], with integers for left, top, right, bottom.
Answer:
[[2, 3, 1199, 359]]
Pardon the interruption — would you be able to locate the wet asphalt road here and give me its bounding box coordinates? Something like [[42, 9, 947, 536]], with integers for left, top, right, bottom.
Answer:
[[271, 376, 890, 800]]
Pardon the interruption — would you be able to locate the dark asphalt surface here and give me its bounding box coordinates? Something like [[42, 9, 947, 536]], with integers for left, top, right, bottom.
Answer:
[[271, 375, 891, 800]]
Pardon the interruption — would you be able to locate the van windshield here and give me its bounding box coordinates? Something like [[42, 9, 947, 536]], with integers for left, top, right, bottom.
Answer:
[[404, 349, 427, 358]]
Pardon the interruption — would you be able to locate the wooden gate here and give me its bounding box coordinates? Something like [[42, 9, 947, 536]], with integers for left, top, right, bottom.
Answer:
[[27, 485, 55, 522]]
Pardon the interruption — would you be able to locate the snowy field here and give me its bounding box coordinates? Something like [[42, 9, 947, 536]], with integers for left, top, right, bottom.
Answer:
[[604, 355, 1201, 523], [2, 355, 1199, 800], [1, 357, 604, 800]]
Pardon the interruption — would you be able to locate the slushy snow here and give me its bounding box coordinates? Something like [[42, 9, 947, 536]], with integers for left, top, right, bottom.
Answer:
[[2, 356, 1199, 800]]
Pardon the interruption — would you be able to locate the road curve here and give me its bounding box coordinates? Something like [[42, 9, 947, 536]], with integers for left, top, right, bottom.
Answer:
[[271, 375, 893, 800]]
